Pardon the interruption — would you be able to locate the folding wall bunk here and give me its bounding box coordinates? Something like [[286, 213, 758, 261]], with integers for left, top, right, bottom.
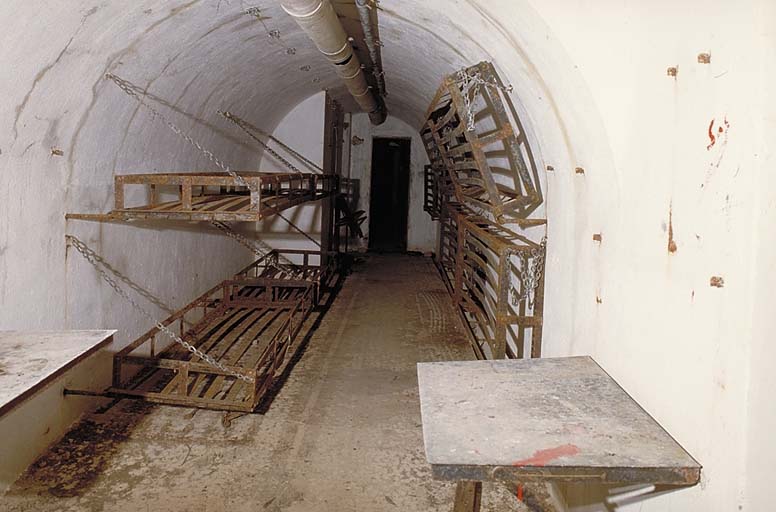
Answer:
[[109, 250, 336, 412], [421, 61, 548, 360], [65, 75, 343, 413]]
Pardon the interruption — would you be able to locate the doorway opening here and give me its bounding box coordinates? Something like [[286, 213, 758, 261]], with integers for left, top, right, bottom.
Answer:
[[368, 137, 411, 252]]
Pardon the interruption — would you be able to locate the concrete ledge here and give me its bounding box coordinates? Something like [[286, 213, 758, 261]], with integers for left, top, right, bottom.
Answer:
[[0, 330, 116, 493]]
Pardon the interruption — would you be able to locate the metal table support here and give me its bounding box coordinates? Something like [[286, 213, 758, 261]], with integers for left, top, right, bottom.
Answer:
[[417, 357, 701, 511]]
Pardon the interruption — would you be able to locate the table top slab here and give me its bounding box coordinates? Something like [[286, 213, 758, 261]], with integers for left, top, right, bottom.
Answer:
[[418, 357, 700, 483], [0, 330, 115, 415]]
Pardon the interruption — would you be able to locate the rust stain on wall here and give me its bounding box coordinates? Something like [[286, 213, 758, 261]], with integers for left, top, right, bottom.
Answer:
[[668, 203, 677, 253], [710, 276, 725, 288]]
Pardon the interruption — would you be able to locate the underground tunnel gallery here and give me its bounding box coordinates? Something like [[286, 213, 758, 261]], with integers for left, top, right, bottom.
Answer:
[[0, 0, 773, 511]]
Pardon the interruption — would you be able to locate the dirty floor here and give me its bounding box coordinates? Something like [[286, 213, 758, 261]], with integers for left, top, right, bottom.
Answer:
[[2, 254, 521, 512]]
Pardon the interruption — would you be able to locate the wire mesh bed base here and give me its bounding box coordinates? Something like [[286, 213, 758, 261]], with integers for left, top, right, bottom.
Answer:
[[108, 249, 336, 413]]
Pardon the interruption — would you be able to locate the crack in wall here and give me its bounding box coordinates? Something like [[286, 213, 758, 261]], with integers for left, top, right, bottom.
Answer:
[[64, 0, 204, 210], [11, 6, 99, 145]]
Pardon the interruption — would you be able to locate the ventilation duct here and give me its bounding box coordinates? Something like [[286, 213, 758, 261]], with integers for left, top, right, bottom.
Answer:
[[281, 0, 387, 125]]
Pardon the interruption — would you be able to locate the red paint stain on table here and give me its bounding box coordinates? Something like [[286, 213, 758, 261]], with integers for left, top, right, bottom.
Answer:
[[512, 444, 580, 467]]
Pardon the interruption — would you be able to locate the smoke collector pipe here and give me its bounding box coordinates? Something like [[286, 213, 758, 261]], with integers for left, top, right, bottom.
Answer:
[[281, 0, 387, 125]]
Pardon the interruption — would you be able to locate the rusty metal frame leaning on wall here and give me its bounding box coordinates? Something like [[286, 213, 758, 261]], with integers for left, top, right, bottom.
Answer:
[[435, 203, 545, 360], [421, 61, 547, 361], [421, 61, 543, 223]]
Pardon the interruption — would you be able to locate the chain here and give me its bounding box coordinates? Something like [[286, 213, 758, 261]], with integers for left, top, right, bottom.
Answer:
[[66, 235, 253, 382], [455, 68, 513, 132], [210, 221, 296, 271], [265, 204, 323, 249], [511, 236, 547, 309], [219, 111, 305, 174], [73, 245, 176, 316], [105, 74, 255, 193], [220, 110, 323, 174], [106, 74, 323, 249]]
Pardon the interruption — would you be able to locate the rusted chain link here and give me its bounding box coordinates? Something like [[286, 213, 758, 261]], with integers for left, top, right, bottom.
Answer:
[[105, 73, 255, 193], [511, 236, 547, 308], [106, 74, 324, 250], [219, 111, 323, 174], [66, 235, 253, 382], [210, 221, 296, 272], [455, 67, 513, 132]]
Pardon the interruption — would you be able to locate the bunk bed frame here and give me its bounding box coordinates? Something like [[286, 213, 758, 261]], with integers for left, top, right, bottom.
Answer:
[[420, 61, 543, 223], [109, 250, 335, 412], [67, 172, 336, 222], [421, 61, 548, 361]]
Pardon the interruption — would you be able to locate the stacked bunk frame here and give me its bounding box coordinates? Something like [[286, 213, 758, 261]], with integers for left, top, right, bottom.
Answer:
[[421, 61, 548, 360]]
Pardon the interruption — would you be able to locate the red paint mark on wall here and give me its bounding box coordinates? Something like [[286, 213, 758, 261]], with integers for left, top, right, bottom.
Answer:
[[706, 119, 716, 150], [512, 444, 580, 467], [707, 117, 731, 152]]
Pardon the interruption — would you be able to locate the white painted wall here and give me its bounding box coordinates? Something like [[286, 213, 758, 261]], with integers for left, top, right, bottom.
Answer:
[[348, 114, 437, 253], [508, 1, 770, 510], [0, 0, 773, 509], [256, 91, 326, 253]]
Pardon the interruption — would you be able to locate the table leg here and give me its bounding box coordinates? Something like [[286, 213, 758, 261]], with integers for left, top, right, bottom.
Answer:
[[515, 482, 567, 512], [453, 481, 482, 512]]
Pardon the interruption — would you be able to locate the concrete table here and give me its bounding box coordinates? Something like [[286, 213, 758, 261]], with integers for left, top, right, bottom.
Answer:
[[417, 357, 701, 511], [0, 330, 116, 492], [0, 330, 116, 416]]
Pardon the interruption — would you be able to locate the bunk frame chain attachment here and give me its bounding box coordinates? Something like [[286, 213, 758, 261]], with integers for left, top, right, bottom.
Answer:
[[511, 236, 547, 309], [106, 74, 322, 248], [66, 235, 253, 383], [455, 67, 514, 132], [210, 220, 296, 271], [106, 74, 256, 194], [219, 110, 324, 174]]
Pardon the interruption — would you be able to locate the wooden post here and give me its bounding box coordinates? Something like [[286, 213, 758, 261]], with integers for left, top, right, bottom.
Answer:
[[453, 481, 482, 512]]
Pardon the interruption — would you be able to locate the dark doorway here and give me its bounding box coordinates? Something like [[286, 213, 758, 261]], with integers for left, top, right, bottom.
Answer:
[[368, 138, 411, 252]]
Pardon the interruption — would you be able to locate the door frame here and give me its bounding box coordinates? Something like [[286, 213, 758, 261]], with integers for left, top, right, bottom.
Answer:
[[368, 136, 412, 252]]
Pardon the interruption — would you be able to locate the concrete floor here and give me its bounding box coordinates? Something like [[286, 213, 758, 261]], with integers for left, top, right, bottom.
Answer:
[[2, 254, 521, 512]]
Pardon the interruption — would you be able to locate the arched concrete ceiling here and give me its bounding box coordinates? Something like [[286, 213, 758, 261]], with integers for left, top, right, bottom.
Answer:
[[0, 0, 597, 338], [2, 0, 581, 174]]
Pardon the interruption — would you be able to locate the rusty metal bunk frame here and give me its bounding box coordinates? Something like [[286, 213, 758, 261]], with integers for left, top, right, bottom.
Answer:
[[424, 164, 456, 222], [108, 249, 336, 412], [435, 204, 545, 360], [420, 61, 542, 223], [422, 61, 548, 361], [67, 172, 336, 222]]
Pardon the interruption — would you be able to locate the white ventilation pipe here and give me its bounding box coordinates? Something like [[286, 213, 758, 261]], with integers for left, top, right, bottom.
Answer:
[[281, 0, 387, 125]]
